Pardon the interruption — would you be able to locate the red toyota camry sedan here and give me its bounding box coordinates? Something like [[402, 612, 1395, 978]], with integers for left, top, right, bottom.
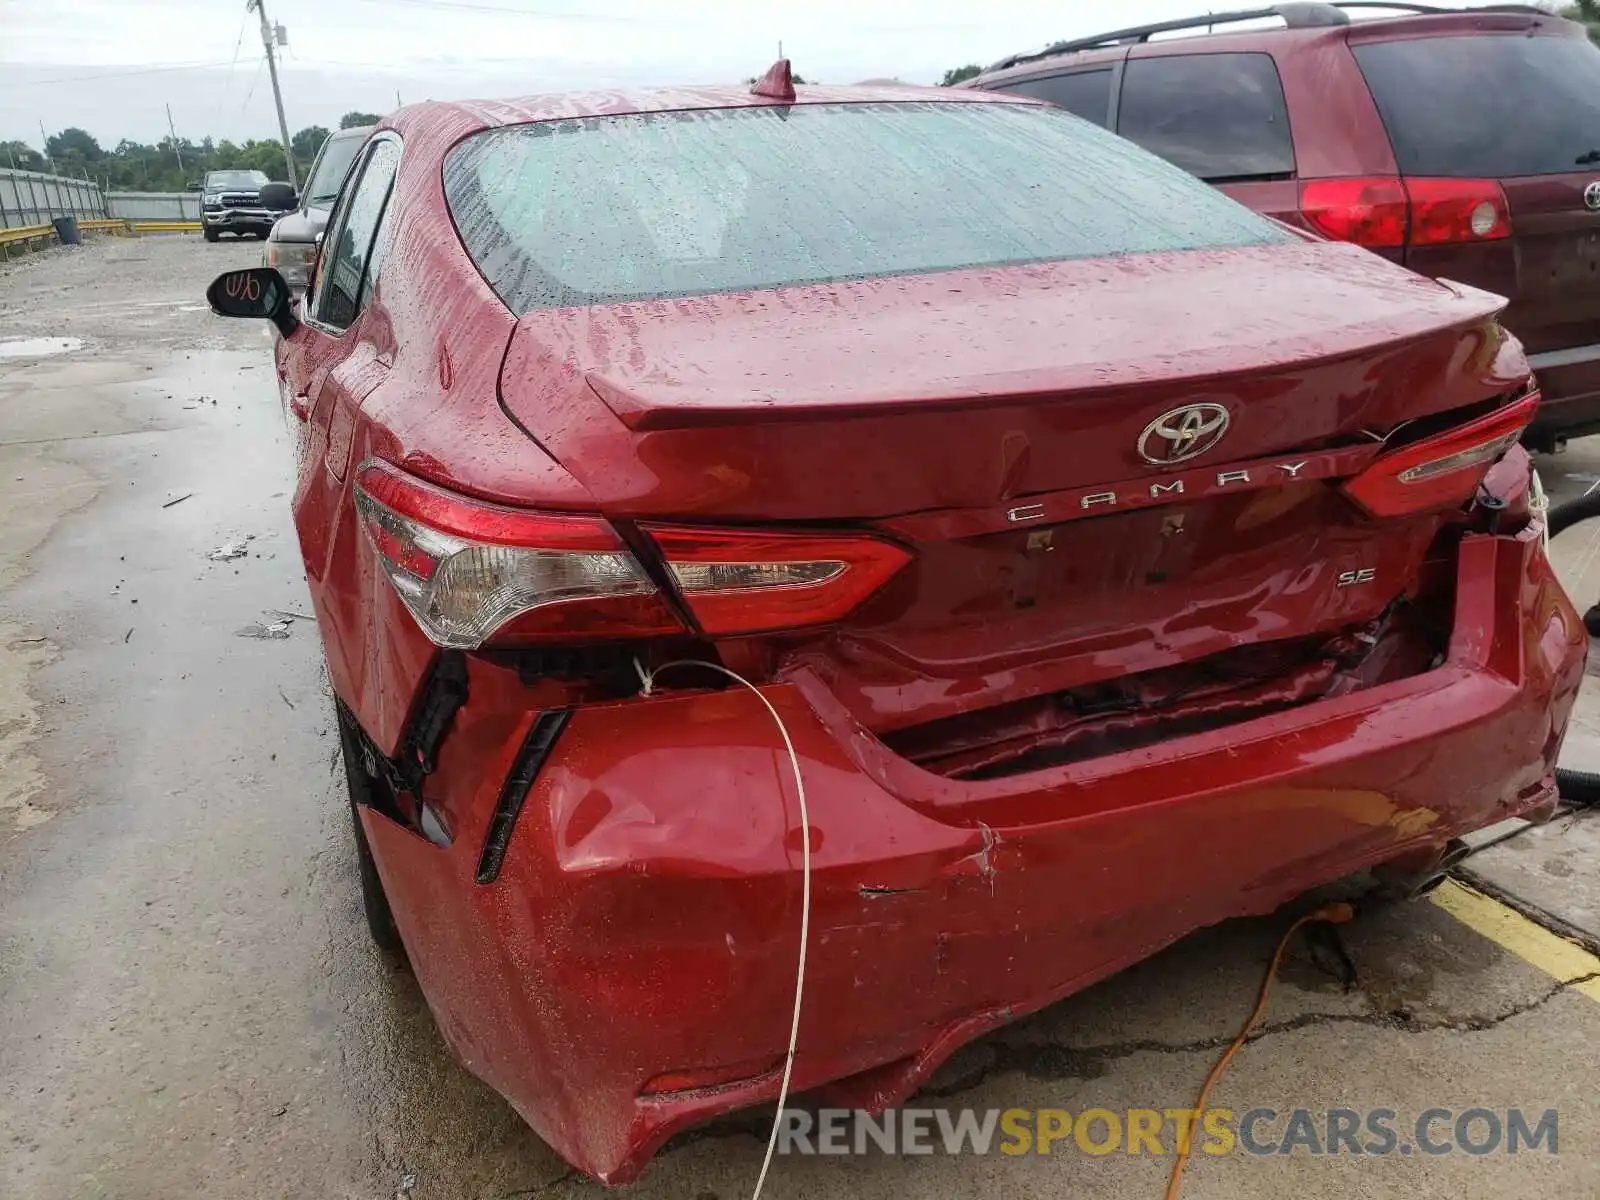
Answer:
[[208, 68, 1583, 1184]]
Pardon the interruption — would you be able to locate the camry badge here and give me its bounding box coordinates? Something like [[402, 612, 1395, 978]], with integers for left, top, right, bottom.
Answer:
[[1137, 403, 1231, 465]]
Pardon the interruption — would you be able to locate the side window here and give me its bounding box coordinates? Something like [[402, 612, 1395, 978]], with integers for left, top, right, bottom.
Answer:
[[996, 69, 1114, 127], [1116, 53, 1294, 182], [311, 139, 402, 331]]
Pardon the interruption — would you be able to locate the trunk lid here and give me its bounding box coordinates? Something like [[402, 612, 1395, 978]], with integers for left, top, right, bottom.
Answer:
[[499, 242, 1521, 743], [501, 241, 1508, 519]]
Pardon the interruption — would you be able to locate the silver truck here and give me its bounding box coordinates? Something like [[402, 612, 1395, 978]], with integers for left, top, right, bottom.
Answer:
[[262, 126, 374, 289]]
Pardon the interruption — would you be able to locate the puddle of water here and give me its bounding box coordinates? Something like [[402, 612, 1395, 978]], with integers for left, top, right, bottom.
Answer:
[[0, 337, 84, 360]]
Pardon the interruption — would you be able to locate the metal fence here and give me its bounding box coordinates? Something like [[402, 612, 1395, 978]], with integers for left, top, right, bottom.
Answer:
[[107, 191, 202, 222], [0, 168, 108, 229]]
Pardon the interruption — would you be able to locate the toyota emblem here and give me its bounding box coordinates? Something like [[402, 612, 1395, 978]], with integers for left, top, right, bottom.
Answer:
[[1586, 181, 1600, 212], [1137, 403, 1231, 464]]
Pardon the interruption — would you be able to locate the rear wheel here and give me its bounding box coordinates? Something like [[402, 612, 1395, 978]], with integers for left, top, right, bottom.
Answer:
[[335, 702, 407, 963]]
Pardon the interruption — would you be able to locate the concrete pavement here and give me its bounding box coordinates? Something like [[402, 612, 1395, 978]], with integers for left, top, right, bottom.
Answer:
[[1, 235, 1598, 1200]]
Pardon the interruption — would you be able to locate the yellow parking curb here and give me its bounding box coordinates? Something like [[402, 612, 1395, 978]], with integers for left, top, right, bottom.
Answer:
[[1431, 878, 1600, 1002]]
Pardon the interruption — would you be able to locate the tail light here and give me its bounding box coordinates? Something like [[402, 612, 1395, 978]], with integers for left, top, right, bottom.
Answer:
[[645, 525, 912, 635], [1299, 177, 1511, 249], [1340, 391, 1541, 519], [1300, 177, 1408, 248], [355, 461, 682, 647], [354, 461, 911, 647], [1405, 178, 1511, 246]]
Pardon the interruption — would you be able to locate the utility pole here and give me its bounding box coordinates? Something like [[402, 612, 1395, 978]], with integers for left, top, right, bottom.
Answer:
[[165, 103, 184, 174], [39, 121, 54, 172], [248, 0, 297, 187]]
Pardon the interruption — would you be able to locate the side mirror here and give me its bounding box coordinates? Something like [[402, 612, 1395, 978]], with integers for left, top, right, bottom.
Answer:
[[260, 181, 298, 211], [206, 267, 299, 337]]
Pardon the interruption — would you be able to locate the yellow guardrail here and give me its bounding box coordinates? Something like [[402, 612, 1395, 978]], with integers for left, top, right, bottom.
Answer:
[[0, 223, 56, 249], [0, 217, 197, 257]]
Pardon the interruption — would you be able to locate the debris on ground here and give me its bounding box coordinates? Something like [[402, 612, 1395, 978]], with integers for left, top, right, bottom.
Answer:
[[235, 621, 291, 640], [235, 607, 308, 641], [208, 535, 254, 562], [161, 492, 193, 509]]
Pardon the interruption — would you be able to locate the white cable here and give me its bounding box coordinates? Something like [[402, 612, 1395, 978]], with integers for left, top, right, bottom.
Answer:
[[1530, 466, 1550, 551], [634, 657, 810, 1200]]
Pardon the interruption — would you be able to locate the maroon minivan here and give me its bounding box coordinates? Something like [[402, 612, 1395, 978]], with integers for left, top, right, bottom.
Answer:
[[971, 3, 1600, 450]]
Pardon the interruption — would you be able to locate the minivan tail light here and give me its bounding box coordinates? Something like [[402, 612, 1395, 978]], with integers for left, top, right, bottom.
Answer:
[[1299, 177, 1408, 248], [354, 460, 683, 647], [644, 525, 912, 635], [1339, 391, 1541, 519], [1405, 178, 1511, 246], [1299, 176, 1512, 249]]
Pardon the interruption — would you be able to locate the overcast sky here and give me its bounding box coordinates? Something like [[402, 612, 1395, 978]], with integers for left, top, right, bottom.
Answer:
[[0, 0, 1539, 149]]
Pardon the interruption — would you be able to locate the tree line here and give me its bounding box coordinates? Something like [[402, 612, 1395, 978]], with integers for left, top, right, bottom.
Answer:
[[0, 111, 383, 192]]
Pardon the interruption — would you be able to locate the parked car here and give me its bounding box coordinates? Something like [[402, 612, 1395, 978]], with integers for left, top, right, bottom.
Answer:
[[264, 125, 375, 290], [204, 69, 1582, 1184], [199, 169, 280, 242], [970, 3, 1600, 451]]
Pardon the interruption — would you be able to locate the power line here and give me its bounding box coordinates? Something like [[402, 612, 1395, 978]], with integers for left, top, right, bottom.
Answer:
[[282, 55, 518, 73], [0, 60, 243, 89], [240, 55, 267, 112], [218, 7, 253, 105], [337, 0, 980, 31], [342, 0, 684, 23]]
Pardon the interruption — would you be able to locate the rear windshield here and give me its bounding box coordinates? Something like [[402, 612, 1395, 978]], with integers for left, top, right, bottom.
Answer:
[[444, 100, 1291, 312], [1354, 33, 1600, 177], [206, 170, 268, 189]]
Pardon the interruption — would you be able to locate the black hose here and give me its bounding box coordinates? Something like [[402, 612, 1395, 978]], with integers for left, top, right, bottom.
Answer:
[[1547, 489, 1600, 538], [1555, 768, 1600, 806]]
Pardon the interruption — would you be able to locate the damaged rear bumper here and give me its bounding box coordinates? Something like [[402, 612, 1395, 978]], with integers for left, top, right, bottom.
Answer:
[[359, 524, 1583, 1184]]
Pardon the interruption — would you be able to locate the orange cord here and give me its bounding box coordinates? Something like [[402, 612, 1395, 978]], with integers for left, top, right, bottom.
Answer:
[[1163, 901, 1355, 1200]]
